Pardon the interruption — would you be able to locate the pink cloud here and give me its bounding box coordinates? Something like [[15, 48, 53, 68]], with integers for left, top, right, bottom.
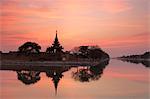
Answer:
[[100, 0, 132, 14], [99, 33, 149, 47]]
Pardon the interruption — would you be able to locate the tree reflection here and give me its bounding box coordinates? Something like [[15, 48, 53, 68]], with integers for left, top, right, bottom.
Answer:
[[119, 59, 150, 68], [72, 60, 109, 82], [72, 67, 91, 82], [141, 60, 150, 67], [15, 60, 109, 94], [17, 70, 41, 85]]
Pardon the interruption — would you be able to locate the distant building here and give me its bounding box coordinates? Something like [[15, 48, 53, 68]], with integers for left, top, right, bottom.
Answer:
[[46, 30, 64, 54]]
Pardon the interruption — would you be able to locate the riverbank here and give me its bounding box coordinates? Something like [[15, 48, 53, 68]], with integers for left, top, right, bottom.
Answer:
[[116, 57, 150, 67], [0, 59, 110, 71]]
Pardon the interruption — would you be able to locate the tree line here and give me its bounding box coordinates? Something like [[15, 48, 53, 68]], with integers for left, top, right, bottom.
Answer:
[[17, 42, 110, 59]]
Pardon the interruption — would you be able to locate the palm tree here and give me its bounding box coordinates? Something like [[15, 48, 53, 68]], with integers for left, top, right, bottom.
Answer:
[[18, 42, 41, 55]]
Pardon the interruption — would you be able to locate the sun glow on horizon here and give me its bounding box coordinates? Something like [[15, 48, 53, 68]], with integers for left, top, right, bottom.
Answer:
[[1, 0, 149, 56]]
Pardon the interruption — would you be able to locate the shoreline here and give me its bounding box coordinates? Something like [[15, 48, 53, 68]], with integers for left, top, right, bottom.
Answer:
[[116, 57, 150, 61]]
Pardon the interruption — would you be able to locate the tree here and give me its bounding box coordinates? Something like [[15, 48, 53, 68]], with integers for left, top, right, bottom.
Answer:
[[88, 48, 109, 59], [18, 42, 41, 55], [142, 52, 150, 59], [73, 45, 109, 59], [79, 46, 89, 55]]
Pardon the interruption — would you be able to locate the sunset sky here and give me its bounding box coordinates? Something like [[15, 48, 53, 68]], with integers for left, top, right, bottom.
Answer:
[[1, 0, 149, 57]]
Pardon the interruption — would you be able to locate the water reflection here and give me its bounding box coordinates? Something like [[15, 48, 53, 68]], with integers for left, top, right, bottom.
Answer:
[[72, 60, 109, 82], [118, 59, 150, 68], [14, 60, 109, 95], [17, 70, 41, 85], [46, 66, 71, 95], [1, 59, 149, 98]]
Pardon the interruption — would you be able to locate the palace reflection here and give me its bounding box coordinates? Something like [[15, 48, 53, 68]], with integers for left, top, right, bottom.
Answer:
[[16, 60, 109, 95], [45, 66, 71, 95]]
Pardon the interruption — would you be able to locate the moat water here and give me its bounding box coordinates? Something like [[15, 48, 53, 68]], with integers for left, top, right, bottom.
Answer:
[[0, 59, 149, 99]]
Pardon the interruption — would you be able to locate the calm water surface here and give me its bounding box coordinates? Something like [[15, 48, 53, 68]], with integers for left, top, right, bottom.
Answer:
[[0, 59, 149, 99]]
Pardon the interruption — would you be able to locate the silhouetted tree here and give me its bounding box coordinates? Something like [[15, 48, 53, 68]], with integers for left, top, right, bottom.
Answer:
[[74, 45, 109, 59], [88, 48, 109, 59], [79, 46, 88, 54], [142, 52, 150, 59], [18, 42, 41, 55]]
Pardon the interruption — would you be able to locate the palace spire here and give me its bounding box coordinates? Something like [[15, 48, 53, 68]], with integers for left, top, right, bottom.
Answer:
[[46, 30, 64, 54]]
